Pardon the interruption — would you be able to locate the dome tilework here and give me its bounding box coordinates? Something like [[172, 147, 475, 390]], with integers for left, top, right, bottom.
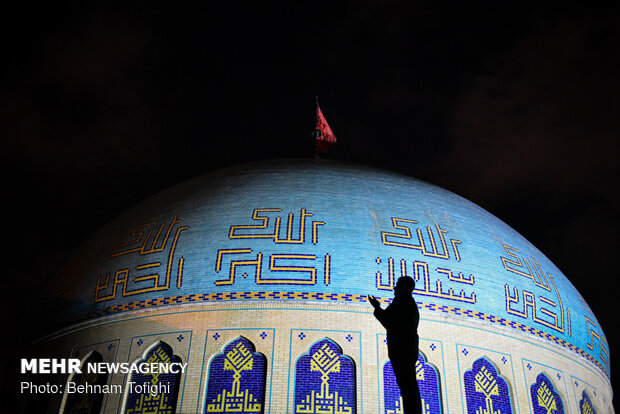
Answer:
[[42, 159, 612, 413]]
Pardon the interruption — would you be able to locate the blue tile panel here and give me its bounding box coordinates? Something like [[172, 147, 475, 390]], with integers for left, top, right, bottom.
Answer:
[[124, 342, 181, 414], [204, 337, 266, 413], [530, 373, 565, 414], [384, 352, 442, 414], [464, 357, 513, 414], [63, 351, 107, 414], [294, 338, 355, 413], [52, 160, 609, 380], [579, 390, 597, 414]]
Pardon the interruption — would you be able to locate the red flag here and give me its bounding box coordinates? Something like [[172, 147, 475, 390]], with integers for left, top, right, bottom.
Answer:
[[316, 105, 337, 152]]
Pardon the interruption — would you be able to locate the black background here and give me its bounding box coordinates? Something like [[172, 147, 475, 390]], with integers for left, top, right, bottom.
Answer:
[[2, 1, 617, 409]]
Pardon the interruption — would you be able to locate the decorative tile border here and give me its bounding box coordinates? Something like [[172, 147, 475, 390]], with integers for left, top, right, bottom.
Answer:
[[83, 291, 608, 378]]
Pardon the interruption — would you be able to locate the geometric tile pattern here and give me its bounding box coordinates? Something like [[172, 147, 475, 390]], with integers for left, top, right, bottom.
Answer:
[[204, 337, 266, 413], [464, 357, 513, 414], [530, 372, 565, 414], [123, 341, 181, 414], [579, 390, 597, 414], [294, 338, 355, 413]]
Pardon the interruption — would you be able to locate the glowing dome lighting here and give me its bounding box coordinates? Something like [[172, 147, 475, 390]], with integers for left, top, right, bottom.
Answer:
[[38, 159, 611, 413]]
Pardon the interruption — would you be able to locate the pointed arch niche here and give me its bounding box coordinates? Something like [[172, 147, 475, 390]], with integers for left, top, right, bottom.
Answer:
[[122, 341, 182, 414], [579, 390, 597, 414], [61, 350, 108, 414], [204, 336, 267, 413], [383, 351, 442, 414], [463, 357, 513, 414], [294, 338, 356, 413], [530, 372, 565, 414]]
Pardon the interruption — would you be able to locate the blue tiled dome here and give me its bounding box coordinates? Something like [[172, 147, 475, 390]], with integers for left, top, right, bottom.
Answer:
[[49, 159, 609, 380]]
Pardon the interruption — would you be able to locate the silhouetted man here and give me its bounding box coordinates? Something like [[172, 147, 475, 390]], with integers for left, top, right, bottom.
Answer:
[[368, 276, 422, 414]]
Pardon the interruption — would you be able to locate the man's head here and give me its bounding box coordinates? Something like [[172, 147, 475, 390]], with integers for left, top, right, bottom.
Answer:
[[394, 276, 415, 297]]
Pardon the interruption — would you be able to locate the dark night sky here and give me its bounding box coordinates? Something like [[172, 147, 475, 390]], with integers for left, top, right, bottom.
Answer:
[[2, 1, 618, 403]]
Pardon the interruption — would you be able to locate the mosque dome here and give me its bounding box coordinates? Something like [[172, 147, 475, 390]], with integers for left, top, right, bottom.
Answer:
[[40, 159, 611, 413]]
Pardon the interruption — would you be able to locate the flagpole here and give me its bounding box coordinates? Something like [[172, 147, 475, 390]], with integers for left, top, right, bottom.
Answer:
[[314, 96, 320, 159]]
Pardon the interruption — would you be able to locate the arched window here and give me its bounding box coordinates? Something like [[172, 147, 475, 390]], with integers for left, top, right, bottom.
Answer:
[[204, 336, 267, 413], [530, 372, 564, 414], [463, 357, 513, 414], [294, 338, 355, 413], [383, 351, 442, 414], [62, 350, 108, 414], [123, 341, 181, 414]]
